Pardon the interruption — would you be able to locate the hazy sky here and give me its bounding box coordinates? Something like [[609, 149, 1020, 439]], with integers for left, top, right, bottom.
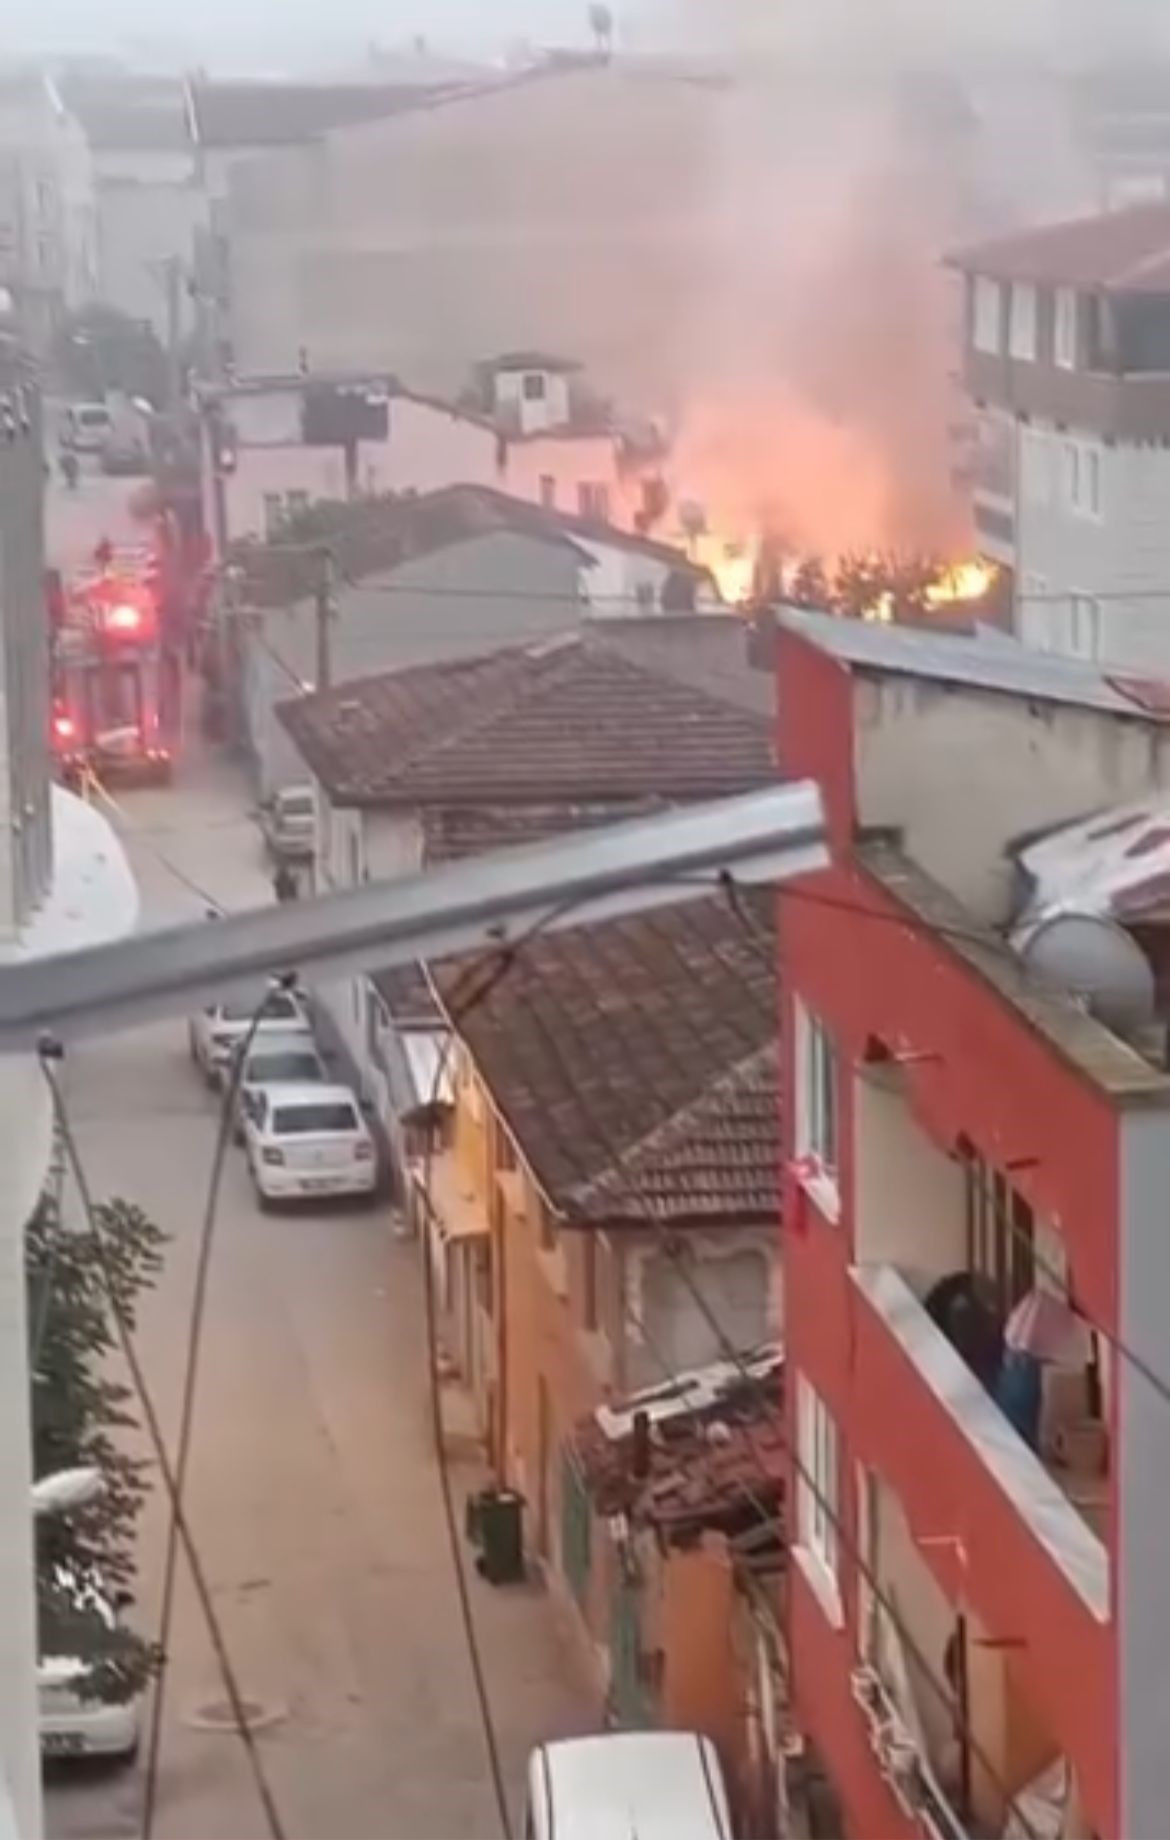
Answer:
[[12, 0, 670, 64]]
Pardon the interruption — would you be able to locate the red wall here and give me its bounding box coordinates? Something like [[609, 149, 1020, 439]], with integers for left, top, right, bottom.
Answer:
[[776, 626, 1120, 1838]]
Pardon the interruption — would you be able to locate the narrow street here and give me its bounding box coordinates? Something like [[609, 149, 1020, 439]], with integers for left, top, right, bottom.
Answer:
[[42, 691, 592, 1835]]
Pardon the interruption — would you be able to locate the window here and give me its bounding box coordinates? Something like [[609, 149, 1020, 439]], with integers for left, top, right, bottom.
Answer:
[[972, 276, 1002, 355], [795, 1000, 839, 1196], [538, 473, 556, 509], [964, 1153, 1035, 1319], [522, 371, 546, 401], [1020, 427, 1052, 506], [1008, 282, 1037, 361], [286, 489, 309, 522], [1054, 287, 1078, 369], [578, 480, 610, 523], [582, 1233, 598, 1332], [1068, 594, 1101, 660], [796, 1376, 839, 1586], [263, 493, 283, 540], [1065, 439, 1102, 518]]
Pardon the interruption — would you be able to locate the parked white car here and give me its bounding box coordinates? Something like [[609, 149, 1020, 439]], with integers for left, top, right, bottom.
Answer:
[[38, 1574, 143, 1764], [262, 784, 315, 863], [188, 987, 311, 1087], [232, 1034, 329, 1143], [243, 1084, 377, 1206]]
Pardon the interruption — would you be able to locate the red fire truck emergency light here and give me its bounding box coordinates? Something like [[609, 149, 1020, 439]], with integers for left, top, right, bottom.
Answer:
[[105, 602, 144, 633], [53, 713, 76, 741]]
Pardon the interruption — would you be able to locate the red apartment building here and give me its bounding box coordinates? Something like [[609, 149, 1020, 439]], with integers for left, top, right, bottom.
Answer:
[[773, 607, 1170, 1840]]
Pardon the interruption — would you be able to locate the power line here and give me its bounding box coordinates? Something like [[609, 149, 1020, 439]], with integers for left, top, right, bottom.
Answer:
[[39, 1049, 288, 1840], [80, 766, 228, 916], [433, 932, 1043, 1840], [141, 980, 299, 1840], [716, 867, 1170, 1423]]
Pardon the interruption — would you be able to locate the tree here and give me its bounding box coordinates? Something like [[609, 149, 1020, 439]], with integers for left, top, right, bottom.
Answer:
[[588, 4, 614, 55], [27, 1191, 167, 1702]]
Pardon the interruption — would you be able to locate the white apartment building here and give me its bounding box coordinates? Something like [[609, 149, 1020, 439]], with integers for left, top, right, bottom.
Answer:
[[0, 343, 137, 1839], [0, 70, 97, 352], [954, 203, 1170, 671]]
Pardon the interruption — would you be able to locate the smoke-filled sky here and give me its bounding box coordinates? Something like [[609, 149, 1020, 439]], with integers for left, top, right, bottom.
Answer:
[[15, 0, 1169, 65]]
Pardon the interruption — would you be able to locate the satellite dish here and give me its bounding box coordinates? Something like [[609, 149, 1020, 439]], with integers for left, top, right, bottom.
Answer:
[[1013, 911, 1157, 1037]]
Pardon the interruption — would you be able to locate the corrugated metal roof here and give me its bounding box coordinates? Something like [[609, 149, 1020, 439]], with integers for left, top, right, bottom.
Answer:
[[1015, 796, 1170, 924], [779, 605, 1170, 719]]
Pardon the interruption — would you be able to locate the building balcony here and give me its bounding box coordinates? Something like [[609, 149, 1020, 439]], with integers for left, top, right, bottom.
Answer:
[[849, 1263, 1111, 1829], [965, 346, 1170, 441]]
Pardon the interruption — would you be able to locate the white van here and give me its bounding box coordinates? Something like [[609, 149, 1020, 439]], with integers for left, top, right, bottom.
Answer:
[[525, 1732, 734, 1840], [61, 401, 114, 453]]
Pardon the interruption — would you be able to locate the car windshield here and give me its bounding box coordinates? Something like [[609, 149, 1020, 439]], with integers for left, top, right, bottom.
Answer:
[[279, 794, 313, 816], [247, 1052, 321, 1083], [272, 1102, 359, 1135], [220, 992, 299, 1023]]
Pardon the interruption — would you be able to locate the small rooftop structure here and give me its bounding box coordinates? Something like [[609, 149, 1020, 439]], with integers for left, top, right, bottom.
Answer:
[[572, 1345, 784, 1542]]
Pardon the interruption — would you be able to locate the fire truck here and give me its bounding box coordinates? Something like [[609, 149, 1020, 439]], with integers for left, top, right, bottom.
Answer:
[[50, 549, 181, 786]]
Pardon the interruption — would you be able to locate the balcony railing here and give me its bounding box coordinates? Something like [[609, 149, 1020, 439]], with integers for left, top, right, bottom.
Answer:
[[852, 1265, 1109, 1622]]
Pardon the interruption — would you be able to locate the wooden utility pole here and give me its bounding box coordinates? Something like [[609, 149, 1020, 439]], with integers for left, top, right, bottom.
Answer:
[[314, 547, 336, 693]]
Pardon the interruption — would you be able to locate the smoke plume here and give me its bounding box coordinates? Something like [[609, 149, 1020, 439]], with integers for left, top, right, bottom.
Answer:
[[660, 0, 1093, 559]]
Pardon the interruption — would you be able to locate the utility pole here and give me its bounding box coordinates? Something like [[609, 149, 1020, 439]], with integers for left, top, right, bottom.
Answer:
[[314, 547, 336, 693]]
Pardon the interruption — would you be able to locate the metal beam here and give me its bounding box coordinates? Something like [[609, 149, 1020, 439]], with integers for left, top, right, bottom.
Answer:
[[0, 784, 824, 1048]]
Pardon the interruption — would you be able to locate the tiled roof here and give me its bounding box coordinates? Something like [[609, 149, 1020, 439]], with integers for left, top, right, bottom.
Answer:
[[187, 79, 459, 149], [949, 201, 1170, 292], [420, 799, 665, 863], [436, 891, 778, 1227], [571, 1350, 784, 1539], [278, 631, 776, 806]]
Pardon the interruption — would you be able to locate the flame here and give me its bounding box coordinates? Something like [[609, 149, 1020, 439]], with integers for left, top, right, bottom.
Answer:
[[689, 534, 759, 606], [924, 559, 998, 608]]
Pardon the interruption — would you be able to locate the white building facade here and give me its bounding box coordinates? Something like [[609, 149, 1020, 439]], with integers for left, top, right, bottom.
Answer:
[[956, 207, 1170, 671]]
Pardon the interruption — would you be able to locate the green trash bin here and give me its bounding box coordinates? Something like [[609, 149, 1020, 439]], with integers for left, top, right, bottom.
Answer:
[[476, 1487, 525, 1584]]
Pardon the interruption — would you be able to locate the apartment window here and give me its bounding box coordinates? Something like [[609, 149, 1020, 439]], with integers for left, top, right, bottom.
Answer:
[[538, 473, 556, 509], [796, 1376, 839, 1587], [1054, 287, 1078, 369], [578, 481, 610, 523], [972, 275, 1002, 355], [1065, 439, 1102, 519], [286, 489, 309, 523], [522, 371, 546, 402], [263, 493, 283, 540], [1068, 594, 1101, 661], [1008, 282, 1038, 361], [964, 1154, 1035, 1320], [36, 176, 53, 217], [795, 1000, 839, 1196]]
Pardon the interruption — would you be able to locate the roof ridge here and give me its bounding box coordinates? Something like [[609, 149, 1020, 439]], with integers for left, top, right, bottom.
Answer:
[[380, 632, 585, 787]]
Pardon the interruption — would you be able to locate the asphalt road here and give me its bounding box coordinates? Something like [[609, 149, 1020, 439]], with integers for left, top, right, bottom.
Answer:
[[44, 454, 153, 575], [43, 730, 591, 1837]]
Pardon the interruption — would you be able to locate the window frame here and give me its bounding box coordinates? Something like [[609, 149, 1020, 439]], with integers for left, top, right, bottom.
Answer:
[[796, 1375, 840, 1606], [1054, 287, 1078, 370], [972, 276, 1002, 355], [794, 999, 840, 1216], [1008, 282, 1038, 361]]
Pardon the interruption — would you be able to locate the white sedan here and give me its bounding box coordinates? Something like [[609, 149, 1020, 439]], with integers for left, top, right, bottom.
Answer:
[[188, 986, 311, 1087], [243, 1083, 378, 1206], [38, 1575, 142, 1765]]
